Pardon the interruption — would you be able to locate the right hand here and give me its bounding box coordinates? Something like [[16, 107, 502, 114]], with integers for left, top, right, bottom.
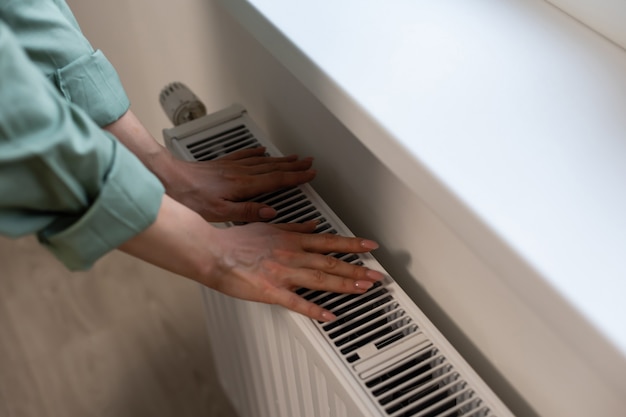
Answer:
[[119, 195, 384, 322], [204, 221, 383, 322]]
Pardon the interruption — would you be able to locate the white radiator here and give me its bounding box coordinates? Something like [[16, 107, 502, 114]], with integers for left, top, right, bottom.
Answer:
[[162, 98, 515, 417]]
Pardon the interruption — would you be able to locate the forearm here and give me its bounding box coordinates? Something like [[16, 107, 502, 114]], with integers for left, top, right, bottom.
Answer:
[[0, 21, 164, 270], [103, 110, 178, 187], [118, 194, 218, 284], [103, 110, 320, 223], [118, 194, 383, 322]]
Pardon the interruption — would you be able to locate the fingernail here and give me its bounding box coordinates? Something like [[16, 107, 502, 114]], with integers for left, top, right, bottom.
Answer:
[[366, 270, 384, 281], [360, 239, 379, 250], [259, 207, 277, 219], [354, 280, 374, 290], [321, 311, 336, 322]]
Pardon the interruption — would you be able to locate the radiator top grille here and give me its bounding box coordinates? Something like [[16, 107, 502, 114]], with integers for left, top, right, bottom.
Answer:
[[167, 110, 511, 417], [187, 124, 257, 160]]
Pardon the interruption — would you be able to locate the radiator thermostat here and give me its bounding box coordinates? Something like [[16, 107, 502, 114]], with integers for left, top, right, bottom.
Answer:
[[159, 82, 207, 126]]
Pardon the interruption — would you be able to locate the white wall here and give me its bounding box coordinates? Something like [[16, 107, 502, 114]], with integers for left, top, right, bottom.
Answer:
[[68, 1, 625, 416], [67, 0, 231, 142]]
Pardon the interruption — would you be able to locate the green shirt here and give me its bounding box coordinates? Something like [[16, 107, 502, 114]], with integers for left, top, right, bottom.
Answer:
[[0, 0, 164, 270]]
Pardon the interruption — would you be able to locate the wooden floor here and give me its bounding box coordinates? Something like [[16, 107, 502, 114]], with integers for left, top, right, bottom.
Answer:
[[0, 236, 238, 417]]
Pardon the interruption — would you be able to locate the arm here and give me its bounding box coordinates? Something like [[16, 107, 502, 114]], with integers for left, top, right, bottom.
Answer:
[[3, 0, 319, 223], [104, 110, 318, 222], [120, 194, 383, 322], [0, 0, 130, 127], [0, 20, 164, 270], [0, 19, 383, 320]]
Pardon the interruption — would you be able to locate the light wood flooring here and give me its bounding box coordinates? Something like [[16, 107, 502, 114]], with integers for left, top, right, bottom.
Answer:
[[0, 235, 238, 417]]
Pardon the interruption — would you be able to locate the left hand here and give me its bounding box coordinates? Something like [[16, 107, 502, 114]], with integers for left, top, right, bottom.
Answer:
[[105, 110, 317, 223], [159, 147, 316, 222]]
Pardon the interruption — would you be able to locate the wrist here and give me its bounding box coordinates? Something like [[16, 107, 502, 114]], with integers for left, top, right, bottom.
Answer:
[[103, 110, 181, 190], [118, 194, 220, 284], [141, 147, 182, 190]]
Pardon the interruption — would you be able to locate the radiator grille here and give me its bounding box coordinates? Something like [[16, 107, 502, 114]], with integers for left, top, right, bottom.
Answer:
[[298, 283, 416, 362], [365, 348, 488, 417], [187, 124, 257, 160], [255, 188, 339, 235], [164, 106, 513, 417]]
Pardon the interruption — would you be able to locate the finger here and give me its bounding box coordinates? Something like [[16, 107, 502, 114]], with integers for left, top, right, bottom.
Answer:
[[287, 253, 384, 284], [216, 147, 268, 161], [242, 158, 313, 173], [217, 147, 306, 166], [270, 287, 337, 322], [229, 170, 317, 199], [271, 221, 318, 233], [283, 268, 380, 297], [215, 201, 277, 222], [299, 232, 379, 254]]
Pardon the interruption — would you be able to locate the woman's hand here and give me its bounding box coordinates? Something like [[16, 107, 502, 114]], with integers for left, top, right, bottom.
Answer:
[[105, 110, 316, 223], [159, 147, 316, 223], [205, 221, 383, 321], [108, 111, 384, 321], [119, 195, 383, 322]]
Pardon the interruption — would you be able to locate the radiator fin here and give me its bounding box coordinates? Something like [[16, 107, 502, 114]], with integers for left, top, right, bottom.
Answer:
[[202, 289, 357, 417]]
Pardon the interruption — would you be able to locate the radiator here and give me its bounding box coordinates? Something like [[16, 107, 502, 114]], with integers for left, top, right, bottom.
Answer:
[[161, 84, 515, 417]]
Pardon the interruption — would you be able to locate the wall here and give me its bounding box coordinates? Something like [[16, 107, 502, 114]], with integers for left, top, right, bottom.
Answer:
[[68, 0, 624, 416], [66, 0, 230, 141]]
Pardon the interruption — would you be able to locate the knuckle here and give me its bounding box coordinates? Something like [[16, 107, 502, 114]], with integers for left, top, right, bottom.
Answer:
[[284, 293, 300, 310], [322, 233, 338, 245], [340, 278, 355, 292], [242, 202, 259, 220], [211, 202, 232, 220], [324, 255, 339, 270], [261, 259, 281, 275], [312, 269, 326, 285], [258, 282, 275, 302], [307, 303, 321, 319], [351, 265, 367, 279], [272, 247, 293, 264]]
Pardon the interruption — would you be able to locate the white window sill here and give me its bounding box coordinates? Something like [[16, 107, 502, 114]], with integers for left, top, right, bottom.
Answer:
[[218, 0, 626, 388]]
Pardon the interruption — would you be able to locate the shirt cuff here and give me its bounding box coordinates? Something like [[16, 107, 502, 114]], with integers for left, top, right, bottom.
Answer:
[[39, 138, 165, 270], [52, 49, 130, 127]]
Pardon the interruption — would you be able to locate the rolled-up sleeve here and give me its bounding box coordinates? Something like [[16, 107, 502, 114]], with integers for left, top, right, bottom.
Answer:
[[0, 20, 164, 270], [0, 0, 129, 126]]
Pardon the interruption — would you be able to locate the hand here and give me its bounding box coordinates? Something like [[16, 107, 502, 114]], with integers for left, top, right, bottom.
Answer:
[[119, 196, 384, 322], [104, 110, 317, 223], [161, 147, 316, 222], [206, 221, 383, 321]]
